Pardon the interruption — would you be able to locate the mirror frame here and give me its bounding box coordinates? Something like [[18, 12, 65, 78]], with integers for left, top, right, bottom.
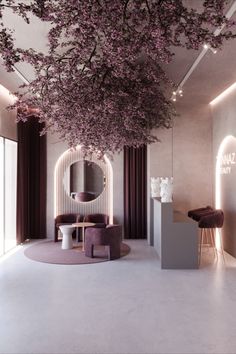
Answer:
[[63, 159, 106, 203]]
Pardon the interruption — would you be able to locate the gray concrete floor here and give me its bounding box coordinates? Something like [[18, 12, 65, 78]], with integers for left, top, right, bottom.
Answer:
[[1, 239, 236, 354]]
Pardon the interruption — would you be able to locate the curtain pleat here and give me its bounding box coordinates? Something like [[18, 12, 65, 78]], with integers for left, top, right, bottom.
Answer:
[[16, 117, 46, 244], [124, 145, 147, 239]]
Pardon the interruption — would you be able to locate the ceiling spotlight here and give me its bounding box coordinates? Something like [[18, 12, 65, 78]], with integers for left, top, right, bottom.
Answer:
[[172, 91, 177, 95], [203, 43, 217, 54], [172, 97, 176, 102], [210, 47, 217, 54]]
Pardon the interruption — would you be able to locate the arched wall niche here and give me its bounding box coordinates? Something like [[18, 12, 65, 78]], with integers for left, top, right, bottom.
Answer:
[[54, 146, 113, 223], [215, 135, 236, 255]]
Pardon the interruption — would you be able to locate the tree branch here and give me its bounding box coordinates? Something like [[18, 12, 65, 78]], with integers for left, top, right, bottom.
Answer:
[[123, 0, 131, 23], [81, 43, 97, 73], [145, 0, 151, 15]]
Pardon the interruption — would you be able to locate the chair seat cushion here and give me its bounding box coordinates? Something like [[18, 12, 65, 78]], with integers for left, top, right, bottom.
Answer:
[[188, 206, 213, 220], [198, 210, 224, 228]]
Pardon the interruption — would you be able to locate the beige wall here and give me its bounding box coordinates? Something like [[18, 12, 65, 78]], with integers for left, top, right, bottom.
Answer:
[[47, 103, 213, 239], [148, 103, 213, 212], [211, 88, 236, 257], [173, 103, 213, 213]]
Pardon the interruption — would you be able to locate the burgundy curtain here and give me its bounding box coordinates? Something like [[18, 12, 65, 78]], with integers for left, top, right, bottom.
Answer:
[[124, 145, 147, 239], [17, 117, 46, 244]]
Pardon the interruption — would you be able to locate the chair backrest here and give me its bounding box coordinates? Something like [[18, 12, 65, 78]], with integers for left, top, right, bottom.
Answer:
[[188, 206, 213, 219], [83, 213, 109, 224], [106, 224, 122, 239], [198, 210, 224, 229], [85, 224, 122, 244], [55, 213, 80, 224], [75, 192, 95, 202]]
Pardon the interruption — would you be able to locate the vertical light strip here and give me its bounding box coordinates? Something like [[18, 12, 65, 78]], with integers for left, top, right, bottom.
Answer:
[[3, 139, 5, 252], [215, 135, 234, 248], [104, 154, 113, 224], [54, 148, 68, 217]]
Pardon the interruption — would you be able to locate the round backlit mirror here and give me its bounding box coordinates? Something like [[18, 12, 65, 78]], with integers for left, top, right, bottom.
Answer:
[[63, 160, 105, 202]]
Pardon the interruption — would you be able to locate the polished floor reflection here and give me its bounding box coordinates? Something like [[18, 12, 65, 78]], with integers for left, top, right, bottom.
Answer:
[[0, 239, 236, 354]]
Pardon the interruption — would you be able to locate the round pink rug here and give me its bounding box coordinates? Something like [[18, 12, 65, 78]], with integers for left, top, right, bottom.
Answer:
[[24, 241, 130, 265]]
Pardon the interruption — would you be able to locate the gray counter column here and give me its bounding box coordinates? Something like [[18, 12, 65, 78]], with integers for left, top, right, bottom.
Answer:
[[153, 198, 198, 269]]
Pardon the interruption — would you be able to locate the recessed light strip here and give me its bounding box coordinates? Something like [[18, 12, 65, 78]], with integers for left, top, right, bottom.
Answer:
[[0, 58, 30, 85], [173, 0, 236, 99], [12, 65, 30, 85], [210, 82, 236, 105]]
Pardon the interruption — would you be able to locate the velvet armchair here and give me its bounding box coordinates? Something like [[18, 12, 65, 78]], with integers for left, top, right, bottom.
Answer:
[[54, 213, 80, 242], [85, 224, 122, 260]]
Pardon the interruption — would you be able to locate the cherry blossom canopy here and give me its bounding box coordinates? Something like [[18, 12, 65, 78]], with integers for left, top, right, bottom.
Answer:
[[0, 0, 235, 156]]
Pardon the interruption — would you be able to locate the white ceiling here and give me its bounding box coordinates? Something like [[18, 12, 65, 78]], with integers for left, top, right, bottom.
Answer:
[[1, 1, 236, 109]]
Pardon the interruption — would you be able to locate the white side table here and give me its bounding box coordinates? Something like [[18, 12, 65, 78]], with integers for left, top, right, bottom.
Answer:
[[59, 225, 75, 250]]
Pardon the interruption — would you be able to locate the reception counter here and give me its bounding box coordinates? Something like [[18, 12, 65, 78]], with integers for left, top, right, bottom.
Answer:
[[153, 198, 199, 269]]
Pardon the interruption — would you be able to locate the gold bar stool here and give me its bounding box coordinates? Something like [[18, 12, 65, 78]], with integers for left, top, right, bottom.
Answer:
[[198, 210, 224, 265]]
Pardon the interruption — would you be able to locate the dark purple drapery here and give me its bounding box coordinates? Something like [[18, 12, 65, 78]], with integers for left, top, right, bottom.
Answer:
[[124, 145, 147, 239], [17, 117, 46, 244]]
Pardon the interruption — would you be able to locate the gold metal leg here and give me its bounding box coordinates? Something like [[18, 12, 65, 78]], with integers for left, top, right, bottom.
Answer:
[[199, 227, 226, 265], [199, 229, 203, 266], [206, 229, 210, 253], [218, 228, 225, 264], [82, 227, 85, 252], [210, 228, 218, 260]]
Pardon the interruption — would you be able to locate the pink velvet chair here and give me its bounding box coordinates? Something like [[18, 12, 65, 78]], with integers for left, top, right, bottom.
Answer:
[[83, 213, 109, 228], [85, 225, 122, 260]]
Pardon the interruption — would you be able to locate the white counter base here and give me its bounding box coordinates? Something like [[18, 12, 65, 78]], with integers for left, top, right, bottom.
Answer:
[[153, 198, 198, 269]]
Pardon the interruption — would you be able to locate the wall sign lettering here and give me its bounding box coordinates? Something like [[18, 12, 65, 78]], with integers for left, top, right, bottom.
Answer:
[[217, 152, 236, 174]]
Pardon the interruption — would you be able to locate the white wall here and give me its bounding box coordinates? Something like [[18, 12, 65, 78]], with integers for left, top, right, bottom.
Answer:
[[0, 85, 17, 141]]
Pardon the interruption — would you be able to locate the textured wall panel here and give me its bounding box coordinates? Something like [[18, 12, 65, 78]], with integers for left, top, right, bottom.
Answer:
[[54, 146, 113, 222]]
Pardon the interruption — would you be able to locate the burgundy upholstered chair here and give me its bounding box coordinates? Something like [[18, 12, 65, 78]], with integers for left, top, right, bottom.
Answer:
[[188, 206, 214, 221], [85, 225, 122, 260], [83, 213, 109, 228], [198, 210, 224, 229], [54, 213, 80, 242]]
